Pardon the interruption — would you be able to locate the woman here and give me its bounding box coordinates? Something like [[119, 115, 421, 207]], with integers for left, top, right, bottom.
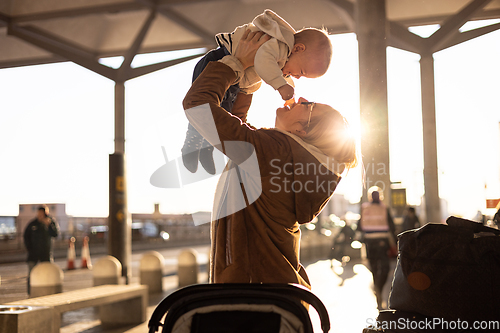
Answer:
[[183, 30, 357, 289]]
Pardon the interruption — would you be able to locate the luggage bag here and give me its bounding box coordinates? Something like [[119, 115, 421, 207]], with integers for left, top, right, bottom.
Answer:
[[389, 216, 500, 322]]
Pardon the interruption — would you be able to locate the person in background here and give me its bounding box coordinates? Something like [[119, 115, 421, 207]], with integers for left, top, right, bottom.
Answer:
[[358, 186, 397, 310], [401, 206, 420, 232], [23, 205, 59, 295], [493, 203, 500, 228], [329, 220, 356, 268]]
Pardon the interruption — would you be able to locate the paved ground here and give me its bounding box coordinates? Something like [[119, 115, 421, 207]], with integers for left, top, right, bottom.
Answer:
[[0, 247, 396, 333], [308, 258, 395, 333]]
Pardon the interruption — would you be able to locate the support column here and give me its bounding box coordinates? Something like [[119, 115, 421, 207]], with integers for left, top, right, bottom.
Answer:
[[420, 54, 442, 223], [108, 153, 131, 283], [115, 82, 125, 154], [356, 0, 391, 204], [108, 81, 131, 283]]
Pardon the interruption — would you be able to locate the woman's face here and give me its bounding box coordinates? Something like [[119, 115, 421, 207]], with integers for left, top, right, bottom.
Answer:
[[275, 97, 314, 137]]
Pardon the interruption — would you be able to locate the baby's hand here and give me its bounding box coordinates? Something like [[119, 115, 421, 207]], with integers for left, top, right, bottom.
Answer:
[[284, 98, 295, 107], [278, 84, 295, 101]]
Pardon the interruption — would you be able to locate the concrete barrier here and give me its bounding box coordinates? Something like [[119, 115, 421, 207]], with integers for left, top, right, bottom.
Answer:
[[177, 249, 198, 287], [93, 255, 122, 286], [0, 305, 53, 333], [30, 262, 63, 297], [140, 251, 164, 293], [6, 285, 148, 333]]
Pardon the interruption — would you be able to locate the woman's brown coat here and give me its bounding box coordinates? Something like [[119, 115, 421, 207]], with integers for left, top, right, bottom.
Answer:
[[183, 61, 341, 289]]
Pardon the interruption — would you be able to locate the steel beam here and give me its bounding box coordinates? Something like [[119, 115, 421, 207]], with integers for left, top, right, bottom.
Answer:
[[388, 21, 425, 54], [7, 24, 116, 80], [118, 9, 158, 82], [426, 0, 492, 54], [435, 21, 500, 52], [128, 53, 203, 80]]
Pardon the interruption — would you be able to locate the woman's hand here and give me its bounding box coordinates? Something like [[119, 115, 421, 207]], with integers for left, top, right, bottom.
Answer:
[[233, 30, 271, 70]]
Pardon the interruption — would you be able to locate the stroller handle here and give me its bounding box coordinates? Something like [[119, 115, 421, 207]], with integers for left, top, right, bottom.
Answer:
[[148, 283, 330, 333]]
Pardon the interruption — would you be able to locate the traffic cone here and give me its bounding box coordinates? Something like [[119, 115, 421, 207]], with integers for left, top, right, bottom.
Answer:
[[67, 237, 76, 270], [81, 236, 92, 269]]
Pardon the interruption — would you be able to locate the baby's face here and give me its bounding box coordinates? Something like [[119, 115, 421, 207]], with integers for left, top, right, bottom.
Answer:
[[282, 48, 325, 80]]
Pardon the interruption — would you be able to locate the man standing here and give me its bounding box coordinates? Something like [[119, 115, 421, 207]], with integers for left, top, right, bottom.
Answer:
[[358, 187, 397, 310], [23, 205, 59, 295], [402, 206, 421, 232]]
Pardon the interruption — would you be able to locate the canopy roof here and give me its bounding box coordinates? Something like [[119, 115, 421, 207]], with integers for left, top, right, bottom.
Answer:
[[1, 0, 500, 70]]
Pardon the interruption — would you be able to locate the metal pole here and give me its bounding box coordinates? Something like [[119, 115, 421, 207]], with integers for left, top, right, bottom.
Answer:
[[108, 153, 132, 284], [356, 0, 391, 204], [108, 81, 131, 283], [420, 54, 442, 223], [114, 82, 125, 154]]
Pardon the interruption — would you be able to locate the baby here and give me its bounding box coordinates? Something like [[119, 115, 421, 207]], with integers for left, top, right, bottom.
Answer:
[[182, 9, 332, 174]]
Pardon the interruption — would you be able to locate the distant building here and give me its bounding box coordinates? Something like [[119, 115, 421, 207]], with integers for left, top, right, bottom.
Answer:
[[131, 204, 210, 244], [0, 216, 16, 239], [13, 202, 207, 245]]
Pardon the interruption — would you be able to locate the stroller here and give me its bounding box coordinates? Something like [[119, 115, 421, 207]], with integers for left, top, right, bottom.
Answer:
[[148, 283, 330, 333]]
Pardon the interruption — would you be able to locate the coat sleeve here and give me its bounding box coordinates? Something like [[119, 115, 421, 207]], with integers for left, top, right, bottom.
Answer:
[[23, 222, 32, 251], [183, 61, 253, 166], [183, 61, 282, 168], [230, 92, 253, 123], [387, 208, 397, 243], [48, 218, 59, 238], [357, 208, 363, 232], [183, 60, 236, 111], [253, 39, 289, 90]]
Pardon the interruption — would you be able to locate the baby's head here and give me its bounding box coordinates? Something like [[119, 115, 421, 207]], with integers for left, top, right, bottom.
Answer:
[[282, 28, 332, 79]]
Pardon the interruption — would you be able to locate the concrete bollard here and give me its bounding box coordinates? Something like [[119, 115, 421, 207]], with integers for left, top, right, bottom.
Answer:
[[30, 262, 64, 297], [93, 255, 122, 286], [177, 249, 198, 287], [0, 305, 53, 333], [140, 251, 164, 294]]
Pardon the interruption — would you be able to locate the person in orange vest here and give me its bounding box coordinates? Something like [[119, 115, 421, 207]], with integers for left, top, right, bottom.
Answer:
[[358, 186, 397, 310]]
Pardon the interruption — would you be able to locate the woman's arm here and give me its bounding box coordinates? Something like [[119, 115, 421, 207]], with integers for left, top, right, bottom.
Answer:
[[182, 61, 259, 166], [182, 30, 270, 111], [182, 31, 272, 164], [231, 92, 253, 124], [182, 61, 236, 111]]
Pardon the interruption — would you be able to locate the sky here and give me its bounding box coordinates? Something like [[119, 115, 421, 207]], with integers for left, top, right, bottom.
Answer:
[[0, 23, 499, 221]]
